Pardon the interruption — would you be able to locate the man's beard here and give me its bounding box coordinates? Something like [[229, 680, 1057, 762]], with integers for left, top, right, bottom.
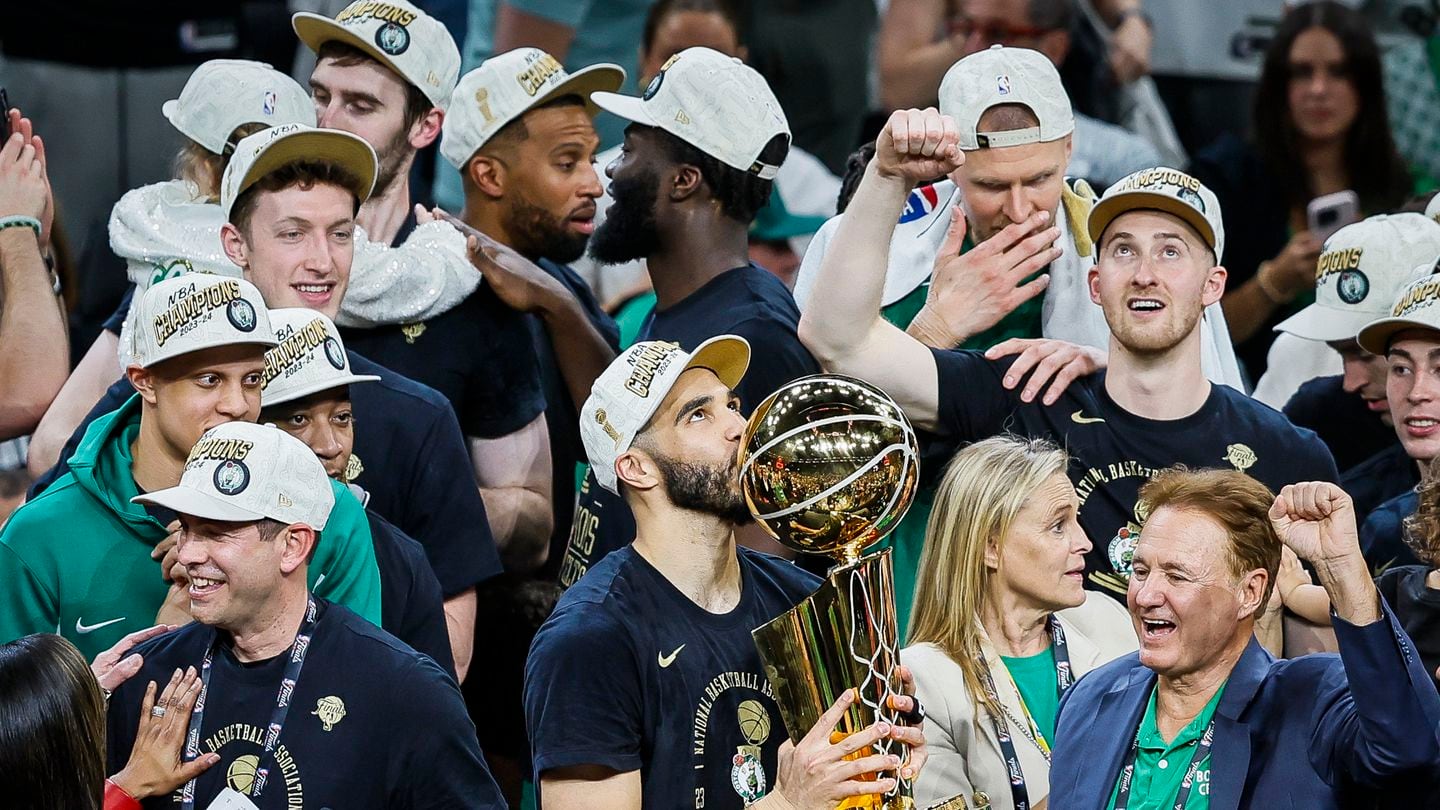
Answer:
[[371, 126, 412, 197], [654, 450, 751, 526], [502, 191, 590, 263], [588, 167, 661, 265]]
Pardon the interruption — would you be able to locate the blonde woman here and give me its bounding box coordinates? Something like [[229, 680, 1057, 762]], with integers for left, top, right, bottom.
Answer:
[[903, 435, 1137, 810]]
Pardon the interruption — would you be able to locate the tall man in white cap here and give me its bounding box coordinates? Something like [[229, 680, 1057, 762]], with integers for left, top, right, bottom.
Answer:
[[1355, 275, 1440, 570], [0, 274, 382, 661], [1268, 215, 1440, 524], [526, 337, 929, 808], [258, 307, 453, 675], [795, 46, 1239, 387], [106, 421, 505, 809], [561, 46, 820, 579], [802, 107, 1337, 602]]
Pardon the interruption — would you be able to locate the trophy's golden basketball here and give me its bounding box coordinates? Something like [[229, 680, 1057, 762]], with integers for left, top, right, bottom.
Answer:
[[741, 375, 920, 810], [738, 374, 919, 561]]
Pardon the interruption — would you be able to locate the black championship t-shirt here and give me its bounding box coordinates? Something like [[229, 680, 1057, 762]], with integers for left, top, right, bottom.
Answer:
[[931, 349, 1340, 598], [1377, 565, 1440, 689], [526, 546, 820, 808], [1283, 374, 1399, 473], [532, 259, 620, 578], [560, 265, 819, 586], [33, 353, 501, 597], [364, 505, 454, 676], [106, 599, 504, 809], [341, 283, 546, 441]]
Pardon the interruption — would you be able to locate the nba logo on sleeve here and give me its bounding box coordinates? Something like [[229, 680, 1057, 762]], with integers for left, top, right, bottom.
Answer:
[[898, 184, 940, 224]]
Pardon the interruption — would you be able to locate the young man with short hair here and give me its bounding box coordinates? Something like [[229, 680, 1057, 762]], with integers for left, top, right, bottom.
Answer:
[[106, 421, 504, 809], [802, 107, 1337, 602], [0, 274, 382, 660], [259, 306, 453, 674]]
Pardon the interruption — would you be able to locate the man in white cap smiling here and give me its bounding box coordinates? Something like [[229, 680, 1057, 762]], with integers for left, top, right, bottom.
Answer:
[[562, 46, 819, 579], [105, 421, 505, 809], [258, 307, 453, 675], [802, 107, 1337, 604], [0, 274, 382, 661], [526, 336, 929, 808]]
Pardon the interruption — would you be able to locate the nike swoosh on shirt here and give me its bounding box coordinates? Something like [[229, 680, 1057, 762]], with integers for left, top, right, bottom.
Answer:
[[75, 616, 127, 634], [1070, 410, 1106, 425], [658, 644, 685, 668]]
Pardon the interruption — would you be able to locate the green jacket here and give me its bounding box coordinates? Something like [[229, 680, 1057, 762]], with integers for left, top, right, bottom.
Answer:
[[0, 396, 382, 660]]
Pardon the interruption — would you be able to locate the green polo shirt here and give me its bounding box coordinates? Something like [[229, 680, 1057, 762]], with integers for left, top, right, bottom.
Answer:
[[1107, 683, 1228, 810], [1000, 647, 1061, 744]]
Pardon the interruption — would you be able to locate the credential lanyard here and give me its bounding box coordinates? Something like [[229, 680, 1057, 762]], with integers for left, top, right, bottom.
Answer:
[[1113, 719, 1216, 810], [179, 595, 319, 810], [977, 614, 1074, 810]]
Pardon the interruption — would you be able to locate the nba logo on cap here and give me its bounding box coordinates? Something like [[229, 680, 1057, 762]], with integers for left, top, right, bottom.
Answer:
[[263, 90, 277, 116], [997, 75, 1011, 95], [899, 184, 940, 224]]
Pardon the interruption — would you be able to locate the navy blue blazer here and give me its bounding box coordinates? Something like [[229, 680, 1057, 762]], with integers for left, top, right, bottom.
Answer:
[[1049, 602, 1440, 809]]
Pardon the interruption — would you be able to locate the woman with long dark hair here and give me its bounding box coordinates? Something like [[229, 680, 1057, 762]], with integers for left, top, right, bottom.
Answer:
[[0, 632, 216, 810], [1190, 1, 1417, 381]]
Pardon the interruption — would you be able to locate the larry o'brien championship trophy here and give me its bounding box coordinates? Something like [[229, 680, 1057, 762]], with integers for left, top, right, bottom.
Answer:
[[741, 375, 990, 810]]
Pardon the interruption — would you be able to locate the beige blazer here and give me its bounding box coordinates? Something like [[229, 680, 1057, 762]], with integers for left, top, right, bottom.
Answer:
[[903, 594, 1138, 810]]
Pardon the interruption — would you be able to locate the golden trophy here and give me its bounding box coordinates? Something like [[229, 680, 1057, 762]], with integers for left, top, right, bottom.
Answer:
[[741, 374, 921, 810]]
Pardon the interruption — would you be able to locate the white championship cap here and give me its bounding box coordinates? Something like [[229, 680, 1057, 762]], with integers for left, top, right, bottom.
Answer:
[[262, 308, 380, 407], [219, 123, 377, 219], [131, 274, 277, 369], [591, 47, 790, 180], [581, 336, 751, 494], [134, 421, 335, 530], [940, 45, 1074, 151], [293, 0, 460, 109], [440, 48, 625, 170], [1425, 192, 1440, 226], [1088, 167, 1226, 263], [1277, 213, 1440, 343], [163, 60, 316, 155], [1358, 272, 1440, 355]]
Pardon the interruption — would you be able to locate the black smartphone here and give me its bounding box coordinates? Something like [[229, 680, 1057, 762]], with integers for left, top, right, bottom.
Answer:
[[0, 88, 10, 141]]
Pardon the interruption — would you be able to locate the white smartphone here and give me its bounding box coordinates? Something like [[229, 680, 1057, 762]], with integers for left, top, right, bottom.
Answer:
[[1307, 190, 1361, 242]]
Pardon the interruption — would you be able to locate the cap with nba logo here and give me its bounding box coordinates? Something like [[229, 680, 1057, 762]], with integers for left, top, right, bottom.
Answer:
[[262, 308, 381, 407], [134, 422, 335, 530], [162, 60, 316, 155], [293, 0, 460, 108], [581, 335, 751, 494], [1088, 167, 1226, 263], [1276, 213, 1440, 343], [590, 47, 790, 180], [220, 123, 378, 219], [440, 48, 625, 170], [940, 45, 1075, 150], [131, 274, 277, 369]]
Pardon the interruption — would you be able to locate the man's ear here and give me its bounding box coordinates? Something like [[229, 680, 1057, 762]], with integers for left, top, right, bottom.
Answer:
[[615, 447, 663, 493], [221, 222, 249, 270], [1203, 264, 1228, 306], [1088, 264, 1102, 305], [127, 365, 158, 404], [279, 524, 317, 574], [1037, 30, 1070, 65], [410, 107, 444, 150], [670, 164, 705, 203], [1236, 568, 1269, 620], [468, 154, 507, 199]]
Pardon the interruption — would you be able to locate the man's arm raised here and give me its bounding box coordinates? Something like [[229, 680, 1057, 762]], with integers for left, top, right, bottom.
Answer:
[[798, 109, 962, 431]]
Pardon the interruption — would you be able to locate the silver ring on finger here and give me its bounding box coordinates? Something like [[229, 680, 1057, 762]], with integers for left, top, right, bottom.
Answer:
[[150, 705, 167, 718]]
